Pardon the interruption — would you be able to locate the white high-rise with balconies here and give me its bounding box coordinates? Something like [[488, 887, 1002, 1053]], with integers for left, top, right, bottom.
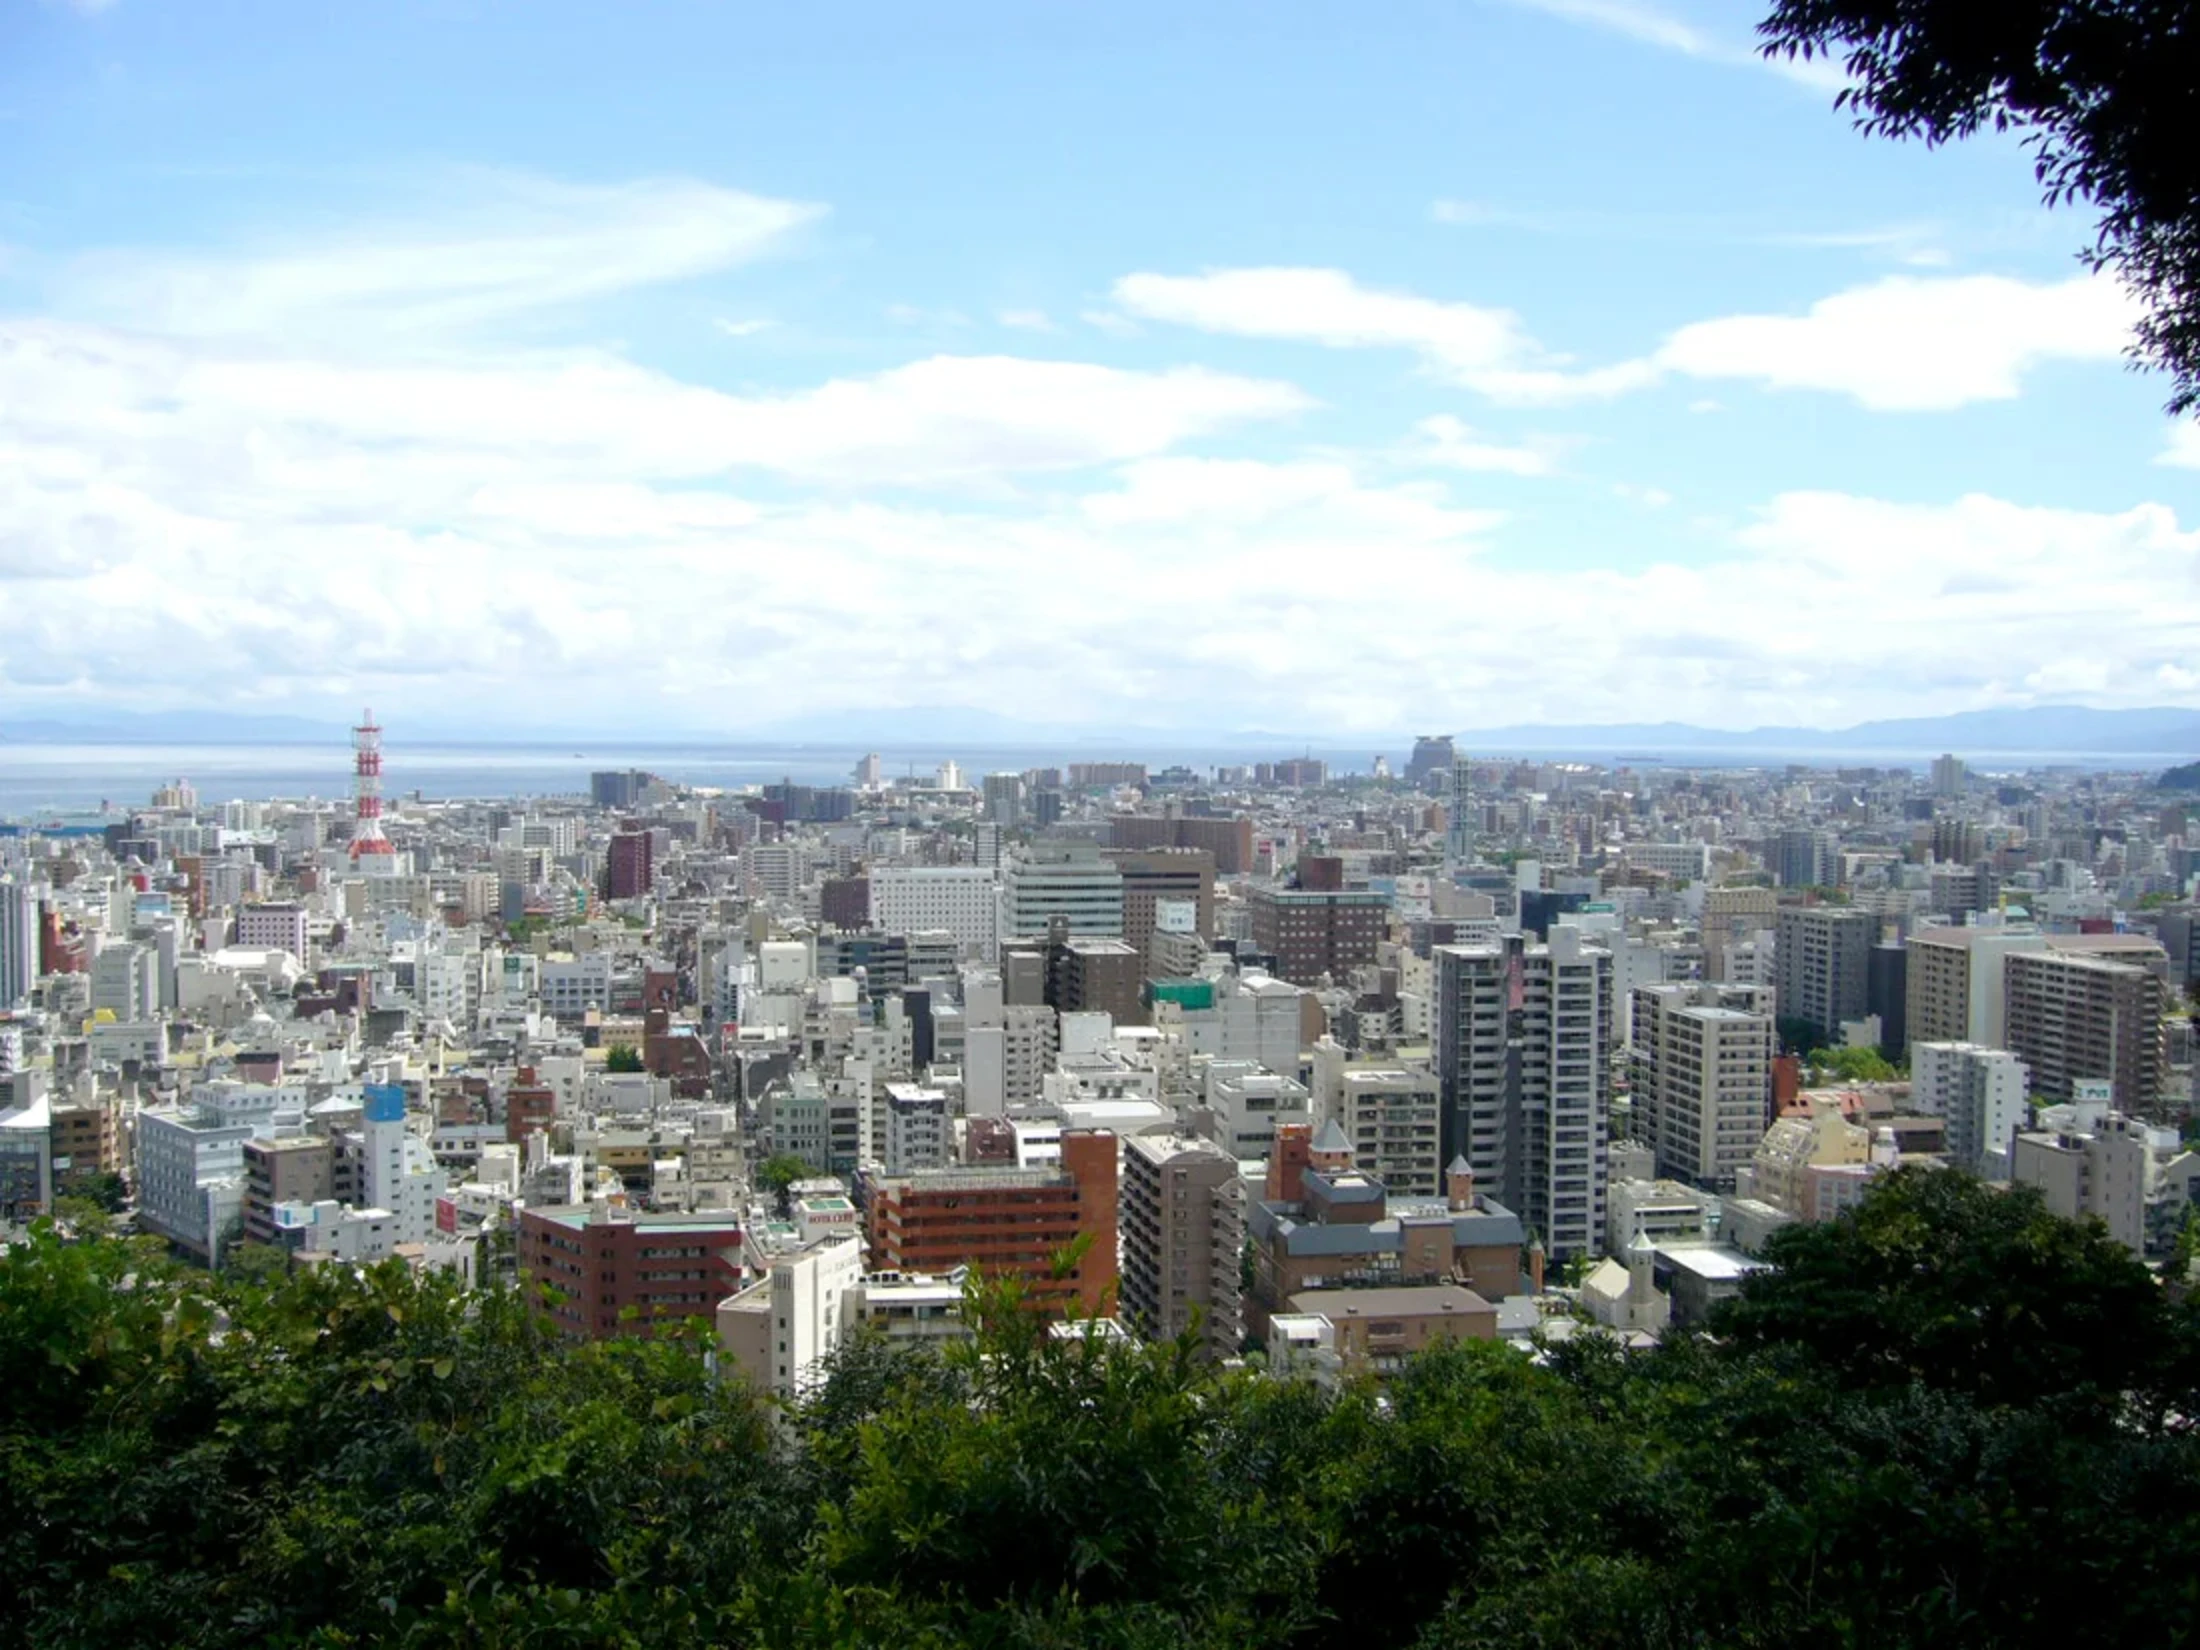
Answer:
[[1436, 928, 1613, 1261], [1911, 1042, 2029, 1178]]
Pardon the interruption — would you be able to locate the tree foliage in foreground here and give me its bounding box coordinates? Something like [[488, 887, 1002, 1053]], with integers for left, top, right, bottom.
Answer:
[[1761, 0, 2200, 413], [5, 1168, 2200, 1648]]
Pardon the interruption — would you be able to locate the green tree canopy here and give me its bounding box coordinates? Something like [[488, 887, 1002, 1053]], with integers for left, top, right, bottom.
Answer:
[[1713, 1165, 2185, 1415], [756, 1152, 813, 1198], [604, 1042, 645, 1073], [1762, 0, 2200, 412], [8, 1171, 2200, 1648], [1805, 1043, 1898, 1083]]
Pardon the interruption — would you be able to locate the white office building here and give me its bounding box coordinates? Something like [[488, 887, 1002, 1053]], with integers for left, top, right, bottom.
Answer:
[[1000, 846, 1123, 942], [869, 867, 1001, 960]]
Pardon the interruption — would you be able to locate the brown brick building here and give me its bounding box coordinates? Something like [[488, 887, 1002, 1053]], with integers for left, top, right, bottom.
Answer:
[[518, 1205, 746, 1340], [1249, 887, 1392, 986], [1105, 848, 1217, 952], [865, 1128, 1118, 1318], [1108, 814, 1255, 876], [1046, 936, 1146, 1028], [1246, 1153, 1523, 1338]]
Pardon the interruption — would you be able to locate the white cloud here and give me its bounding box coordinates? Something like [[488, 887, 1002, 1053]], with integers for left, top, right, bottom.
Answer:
[[997, 308, 1058, 332], [64, 174, 822, 347], [1499, 0, 1846, 90], [1655, 273, 2139, 409], [1121, 264, 2137, 412], [2160, 423, 2200, 469], [1112, 266, 1651, 404], [5, 173, 2189, 736], [1410, 415, 1562, 476], [7, 310, 2191, 731], [714, 317, 773, 337], [0, 321, 1309, 491]]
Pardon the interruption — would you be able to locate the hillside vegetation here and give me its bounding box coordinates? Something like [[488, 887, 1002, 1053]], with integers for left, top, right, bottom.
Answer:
[[6, 1168, 2200, 1649]]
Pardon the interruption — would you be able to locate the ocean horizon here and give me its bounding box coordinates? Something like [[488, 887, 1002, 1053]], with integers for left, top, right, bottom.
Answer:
[[0, 736, 2187, 820]]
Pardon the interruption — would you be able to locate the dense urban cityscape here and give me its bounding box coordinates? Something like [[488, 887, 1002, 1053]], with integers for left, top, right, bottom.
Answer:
[[9, 0, 2200, 1639], [5, 718, 2197, 1386]]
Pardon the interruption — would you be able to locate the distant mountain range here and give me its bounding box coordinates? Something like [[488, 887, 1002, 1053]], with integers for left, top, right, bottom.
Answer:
[[2, 702, 2196, 759], [0, 709, 346, 743], [1452, 705, 2200, 757]]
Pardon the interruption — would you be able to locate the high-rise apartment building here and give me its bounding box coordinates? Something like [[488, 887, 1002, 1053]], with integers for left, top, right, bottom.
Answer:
[[1910, 1042, 2028, 1177], [1903, 926, 2044, 1051], [0, 881, 37, 1009], [1118, 1132, 1243, 1361], [981, 772, 1024, 827], [2004, 951, 2167, 1109], [1631, 981, 1775, 1190], [1434, 929, 1613, 1260], [1771, 828, 1837, 890], [1000, 845, 1123, 942], [1445, 762, 1474, 863], [1774, 906, 1874, 1046], [865, 1129, 1118, 1319], [1333, 1066, 1444, 1198], [607, 829, 654, 899]]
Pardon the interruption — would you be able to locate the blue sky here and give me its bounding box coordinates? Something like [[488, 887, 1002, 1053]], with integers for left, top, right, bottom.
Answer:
[[2, 0, 2194, 737]]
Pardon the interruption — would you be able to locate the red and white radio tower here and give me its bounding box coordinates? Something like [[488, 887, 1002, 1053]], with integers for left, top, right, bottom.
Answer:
[[349, 708, 394, 861]]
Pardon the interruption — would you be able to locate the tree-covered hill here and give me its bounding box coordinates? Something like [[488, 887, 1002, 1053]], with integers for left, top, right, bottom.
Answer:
[[5, 1168, 2200, 1649]]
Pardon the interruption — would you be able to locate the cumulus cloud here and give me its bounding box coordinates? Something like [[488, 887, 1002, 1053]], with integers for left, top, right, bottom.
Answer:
[[2160, 423, 2200, 469], [4, 173, 2189, 735], [1111, 267, 1653, 404], [1656, 274, 2139, 410], [5, 308, 2192, 731], [1119, 264, 2137, 412]]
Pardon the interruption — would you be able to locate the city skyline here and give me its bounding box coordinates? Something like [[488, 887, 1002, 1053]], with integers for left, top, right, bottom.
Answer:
[[3, 0, 2196, 737]]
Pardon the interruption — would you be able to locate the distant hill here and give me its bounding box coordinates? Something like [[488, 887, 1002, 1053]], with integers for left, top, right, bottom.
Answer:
[[1460, 705, 2200, 757], [2161, 761, 2200, 791], [0, 709, 345, 744]]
